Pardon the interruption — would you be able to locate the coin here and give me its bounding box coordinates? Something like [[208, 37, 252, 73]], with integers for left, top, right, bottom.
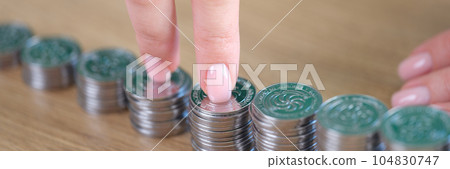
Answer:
[[20, 36, 81, 90], [189, 77, 256, 151], [77, 48, 135, 82], [381, 106, 450, 151], [125, 67, 192, 138], [77, 48, 136, 114], [316, 94, 387, 151], [250, 83, 322, 151], [253, 83, 322, 120], [0, 22, 33, 69]]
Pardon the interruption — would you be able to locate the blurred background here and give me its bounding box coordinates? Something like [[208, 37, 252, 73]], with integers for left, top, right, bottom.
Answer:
[[0, 0, 449, 150]]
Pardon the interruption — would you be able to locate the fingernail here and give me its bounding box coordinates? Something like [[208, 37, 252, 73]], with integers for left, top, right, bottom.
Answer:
[[141, 53, 171, 83], [206, 64, 232, 103], [398, 52, 432, 81], [391, 86, 430, 107]]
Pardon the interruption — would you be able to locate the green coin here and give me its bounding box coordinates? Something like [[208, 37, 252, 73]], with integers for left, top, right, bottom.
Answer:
[[21, 36, 81, 67], [0, 23, 33, 54], [253, 83, 322, 120], [190, 77, 256, 112], [382, 106, 450, 148], [125, 67, 192, 97], [317, 95, 388, 135], [77, 48, 136, 82]]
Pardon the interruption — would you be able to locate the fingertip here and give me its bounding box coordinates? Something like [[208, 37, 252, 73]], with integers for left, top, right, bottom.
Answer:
[[391, 86, 431, 107], [397, 52, 433, 81], [202, 64, 233, 103], [192, 0, 240, 97]]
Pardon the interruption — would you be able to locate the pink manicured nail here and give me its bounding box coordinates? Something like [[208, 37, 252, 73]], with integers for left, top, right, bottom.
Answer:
[[206, 64, 232, 103], [398, 52, 432, 81], [391, 86, 430, 107]]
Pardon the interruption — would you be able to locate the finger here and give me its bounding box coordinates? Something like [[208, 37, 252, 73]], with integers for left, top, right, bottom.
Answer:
[[191, 0, 240, 103], [431, 103, 450, 114], [125, 0, 179, 82], [392, 67, 450, 107], [398, 30, 450, 81]]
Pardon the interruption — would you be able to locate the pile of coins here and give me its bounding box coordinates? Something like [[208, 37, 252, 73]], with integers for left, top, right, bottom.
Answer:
[[381, 106, 449, 151], [77, 48, 136, 114], [189, 77, 256, 151], [0, 23, 32, 69], [21, 36, 81, 90], [317, 95, 388, 151], [125, 68, 192, 137], [250, 83, 322, 151]]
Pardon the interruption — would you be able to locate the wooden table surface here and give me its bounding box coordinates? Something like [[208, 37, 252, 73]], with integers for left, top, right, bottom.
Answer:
[[1, 0, 449, 150]]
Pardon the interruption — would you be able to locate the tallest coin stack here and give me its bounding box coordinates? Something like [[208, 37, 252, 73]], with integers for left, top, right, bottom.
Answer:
[[189, 77, 256, 151]]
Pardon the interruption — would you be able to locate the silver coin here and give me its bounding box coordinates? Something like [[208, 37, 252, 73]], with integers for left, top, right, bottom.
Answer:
[[190, 119, 252, 138], [130, 118, 187, 138], [253, 126, 317, 145], [189, 77, 256, 151], [0, 52, 20, 69], [192, 136, 255, 151], [191, 128, 253, 143], [381, 106, 449, 151], [317, 95, 388, 151], [20, 36, 80, 90], [256, 137, 318, 151], [0, 22, 32, 69], [76, 48, 136, 114], [250, 83, 321, 151], [125, 67, 192, 138], [189, 111, 250, 130]]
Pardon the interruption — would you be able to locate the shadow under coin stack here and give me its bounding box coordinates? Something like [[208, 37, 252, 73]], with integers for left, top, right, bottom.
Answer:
[[317, 95, 388, 151], [21, 37, 81, 89], [189, 77, 256, 151], [77, 48, 136, 114], [125, 68, 192, 137], [250, 83, 322, 151], [0, 23, 32, 69], [381, 106, 449, 151]]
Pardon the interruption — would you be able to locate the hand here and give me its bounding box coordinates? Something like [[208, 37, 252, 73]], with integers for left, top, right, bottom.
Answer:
[[125, 0, 240, 103], [392, 30, 450, 113]]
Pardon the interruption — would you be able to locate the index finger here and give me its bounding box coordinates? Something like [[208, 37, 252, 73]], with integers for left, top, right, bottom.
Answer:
[[191, 0, 240, 103]]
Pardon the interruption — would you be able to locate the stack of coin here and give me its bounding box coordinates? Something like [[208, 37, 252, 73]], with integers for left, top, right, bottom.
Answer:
[[316, 95, 388, 151], [125, 67, 192, 137], [20, 36, 81, 90], [189, 77, 256, 151], [250, 83, 322, 151], [0, 22, 32, 69], [381, 106, 449, 151], [77, 48, 136, 114]]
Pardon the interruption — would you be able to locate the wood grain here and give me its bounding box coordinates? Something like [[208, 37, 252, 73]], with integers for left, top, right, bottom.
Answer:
[[1, 0, 449, 150]]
